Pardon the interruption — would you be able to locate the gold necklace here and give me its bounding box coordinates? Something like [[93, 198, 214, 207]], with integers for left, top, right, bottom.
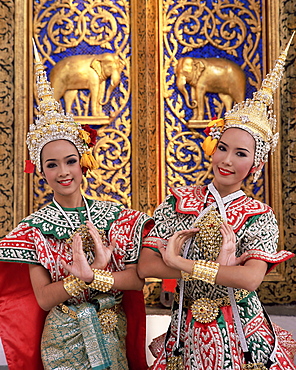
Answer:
[[66, 224, 108, 253]]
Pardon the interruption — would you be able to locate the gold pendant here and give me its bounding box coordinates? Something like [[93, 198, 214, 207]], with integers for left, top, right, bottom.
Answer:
[[66, 225, 108, 254], [167, 355, 184, 370], [191, 297, 219, 323], [242, 363, 268, 370], [97, 308, 118, 334], [194, 207, 223, 260]]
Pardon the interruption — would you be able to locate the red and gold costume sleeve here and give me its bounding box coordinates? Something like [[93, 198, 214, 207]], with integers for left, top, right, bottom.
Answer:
[[0, 224, 47, 369]]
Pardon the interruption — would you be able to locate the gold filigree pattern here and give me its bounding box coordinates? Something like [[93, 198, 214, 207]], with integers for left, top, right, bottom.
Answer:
[[32, 0, 132, 209], [165, 120, 213, 188], [82, 125, 131, 205], [257, 3, 296, 304], [160, 0, 263, 197]]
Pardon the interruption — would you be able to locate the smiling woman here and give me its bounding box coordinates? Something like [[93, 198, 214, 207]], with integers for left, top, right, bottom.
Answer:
[[138, 35, 296, 370], [0, 43, 153, 370], [211, 128, 259, 197], [41, 140, 84, 207]]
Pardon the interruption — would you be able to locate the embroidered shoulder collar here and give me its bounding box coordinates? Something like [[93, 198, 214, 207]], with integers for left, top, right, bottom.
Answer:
[[170, 185, 212, 214], [21, 200, 124, 239], [170, 185, 272, 232]]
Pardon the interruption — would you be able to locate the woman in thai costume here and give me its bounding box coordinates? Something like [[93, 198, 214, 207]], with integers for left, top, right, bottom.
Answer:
[[138, 36, 296, 369], [0, 45, 153, 370]]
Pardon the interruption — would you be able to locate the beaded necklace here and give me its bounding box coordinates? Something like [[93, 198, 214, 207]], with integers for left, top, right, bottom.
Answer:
[[53, 195, 92, 229]]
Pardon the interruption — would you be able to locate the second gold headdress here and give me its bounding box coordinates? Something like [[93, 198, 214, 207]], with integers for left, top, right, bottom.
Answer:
[[202, 33, 295, 182]]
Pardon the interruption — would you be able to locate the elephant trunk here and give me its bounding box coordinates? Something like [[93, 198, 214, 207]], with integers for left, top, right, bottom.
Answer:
[[176, 75, 197, 109], [100, 70, 121, 105]]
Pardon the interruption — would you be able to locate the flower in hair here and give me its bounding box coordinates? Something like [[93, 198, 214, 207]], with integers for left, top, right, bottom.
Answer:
[[202, 118, 225, 156], [82, 125, 97, 147]]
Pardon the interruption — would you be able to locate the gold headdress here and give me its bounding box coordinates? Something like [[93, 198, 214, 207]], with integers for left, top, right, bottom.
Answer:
[[202, 32, 295, 182], [26, 40, 98, 173]]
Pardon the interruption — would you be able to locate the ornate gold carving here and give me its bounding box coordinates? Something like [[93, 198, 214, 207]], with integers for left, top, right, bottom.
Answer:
[[165, 127, 213, 189], [131, 0, 158, 215], [81, 126, 132, 206], [32, 0, 132, 209], [159, 0, 263, 199], [50, 53, 125, 121], [34, 0, 130, 124], [257, 1, 296, 304], [175, 57, 246, 125]]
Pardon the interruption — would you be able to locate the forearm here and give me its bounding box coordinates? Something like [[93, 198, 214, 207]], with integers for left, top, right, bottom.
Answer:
[[165, 255, 267, 291], [137, 248, 182, 279], [215, 259, 267, 291], [30, 277, 72, 312], [112, 264, 144, 291]]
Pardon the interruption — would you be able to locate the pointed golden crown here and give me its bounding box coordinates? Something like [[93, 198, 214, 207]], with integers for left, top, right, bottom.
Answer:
[[223, 32, 295, 162], [202, 33, 295, 181], [26, 40, 98, 173]]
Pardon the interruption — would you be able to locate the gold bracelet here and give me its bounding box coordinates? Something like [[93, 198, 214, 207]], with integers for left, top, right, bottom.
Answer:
[[182, 260, 219, 284], [192, 260, 219, 284], [181, 270, 192, 281], [79, 269, 114, 292], [90, 269, 114, 292], [63, 275, 85, 297], [181, 260, 198, 281]]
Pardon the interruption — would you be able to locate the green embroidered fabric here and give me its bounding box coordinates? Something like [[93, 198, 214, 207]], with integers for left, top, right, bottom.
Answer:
[[21, 199, 124, 240]]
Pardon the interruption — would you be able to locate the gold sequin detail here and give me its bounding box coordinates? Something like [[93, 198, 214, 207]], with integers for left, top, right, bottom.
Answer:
[[193, 208, 223, 260], [167, 355, 184, 370], [242, 364, 268, 370]]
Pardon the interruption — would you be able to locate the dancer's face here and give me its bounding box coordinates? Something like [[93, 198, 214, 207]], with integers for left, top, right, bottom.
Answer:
[[212, 128, 255, 197], [41, 140, 83, 205]]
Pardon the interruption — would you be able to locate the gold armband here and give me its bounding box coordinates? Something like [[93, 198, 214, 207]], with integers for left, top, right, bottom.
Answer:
[[79, 269, 114, 292], [63, 275, 84, 297], [181, 260, 219, 285]]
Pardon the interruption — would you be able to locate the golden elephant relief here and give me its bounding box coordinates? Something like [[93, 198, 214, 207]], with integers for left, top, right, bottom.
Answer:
[[50, 53, 125, 123], [175, 57, 246, 126]]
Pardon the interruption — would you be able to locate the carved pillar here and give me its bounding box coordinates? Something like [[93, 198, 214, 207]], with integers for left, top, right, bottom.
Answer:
[[257, 0, 296, 305], [0, 1, 14, 237], [131, 0, 158, 215]]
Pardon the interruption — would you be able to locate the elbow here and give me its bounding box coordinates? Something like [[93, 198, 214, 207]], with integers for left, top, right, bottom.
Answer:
[[137, 262, 149, 280], [36, 298, 52, 312], [243, 281, 261, 292], [135, 278, 145, 291]]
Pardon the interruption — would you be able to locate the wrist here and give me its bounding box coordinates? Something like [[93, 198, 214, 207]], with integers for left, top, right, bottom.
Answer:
[[84, 271, 94, 284], [181, 260, 220, 284], [80, 268, 114, 292], [165, 255, 190, 272]]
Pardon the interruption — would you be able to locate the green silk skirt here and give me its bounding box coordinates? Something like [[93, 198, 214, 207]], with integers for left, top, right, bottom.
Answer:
[[41, 297, 128, 370]]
